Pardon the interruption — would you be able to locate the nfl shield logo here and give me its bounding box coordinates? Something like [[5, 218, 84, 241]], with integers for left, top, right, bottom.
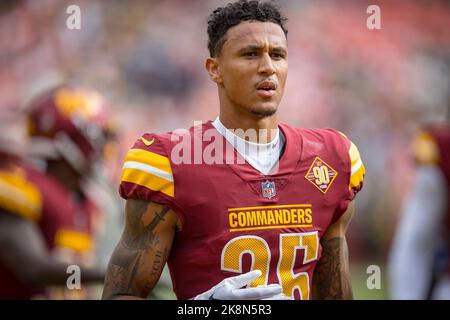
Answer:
[[261, 180, 276, 199]]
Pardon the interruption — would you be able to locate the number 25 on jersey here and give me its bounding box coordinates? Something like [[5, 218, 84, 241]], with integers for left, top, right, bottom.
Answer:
[[221, 231, 319, 300]]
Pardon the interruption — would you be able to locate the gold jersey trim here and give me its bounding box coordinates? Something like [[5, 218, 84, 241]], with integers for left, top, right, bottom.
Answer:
[[54, 229, 93, 252], [0, 169, 42, 222], [348, 141, 365, 190], [121, 148, 174, 197]]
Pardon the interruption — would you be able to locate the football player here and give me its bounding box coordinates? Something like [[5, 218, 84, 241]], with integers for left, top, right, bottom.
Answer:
[[102, 0, 365, 300], [0, 86, 108, 299], [389, 123, 450, 299]]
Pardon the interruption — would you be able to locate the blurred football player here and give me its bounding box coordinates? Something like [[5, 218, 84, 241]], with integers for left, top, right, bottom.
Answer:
[[103, 0, 365, 300], [389, 122, 450, 299], [0, 86, 108, 300]]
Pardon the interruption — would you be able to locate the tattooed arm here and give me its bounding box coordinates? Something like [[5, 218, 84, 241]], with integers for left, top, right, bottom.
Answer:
[[102, 199, 179, 300], [312, 202, 355, 300]]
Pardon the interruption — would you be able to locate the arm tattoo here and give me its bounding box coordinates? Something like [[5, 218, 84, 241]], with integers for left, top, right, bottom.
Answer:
[[123, 203, 170, 249], [312, 237, 353, 300], [103, 202, 173, 299]]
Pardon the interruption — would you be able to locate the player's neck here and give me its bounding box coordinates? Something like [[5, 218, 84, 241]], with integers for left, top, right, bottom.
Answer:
[[218, 111, 278, 144]]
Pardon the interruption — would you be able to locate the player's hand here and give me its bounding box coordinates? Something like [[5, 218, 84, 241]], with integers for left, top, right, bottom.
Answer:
[[192, 270, 289, 300]]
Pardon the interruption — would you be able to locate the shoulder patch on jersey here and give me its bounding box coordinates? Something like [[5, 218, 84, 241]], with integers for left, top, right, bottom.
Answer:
[[411, 131, 440, 165], [305, 157, 338, 194], [348, 141, 365, 191], [0, 168, 42, 221], [121, 147, 174, 197]]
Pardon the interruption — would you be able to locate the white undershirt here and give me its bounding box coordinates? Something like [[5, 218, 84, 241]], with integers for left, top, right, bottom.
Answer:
[[212, 117, 284, 175]]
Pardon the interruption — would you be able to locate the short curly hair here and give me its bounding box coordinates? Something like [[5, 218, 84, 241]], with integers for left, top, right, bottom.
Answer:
[[207, 0, 288, 57]]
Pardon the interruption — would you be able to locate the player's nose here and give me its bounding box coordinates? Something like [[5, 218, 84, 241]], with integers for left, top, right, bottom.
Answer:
[[258, 53, 276, 76]]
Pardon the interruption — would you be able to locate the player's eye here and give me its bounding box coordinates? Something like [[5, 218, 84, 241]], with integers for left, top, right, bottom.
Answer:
[[244, 51, 258, 57], [271, 52, 284, 59]]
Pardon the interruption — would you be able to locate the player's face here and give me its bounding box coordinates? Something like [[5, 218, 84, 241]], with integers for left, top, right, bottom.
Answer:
[[215, 21, 288, 118]]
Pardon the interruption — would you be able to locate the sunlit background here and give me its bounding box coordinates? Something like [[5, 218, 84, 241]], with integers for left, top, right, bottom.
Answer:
[[1, 0, 449, 299]]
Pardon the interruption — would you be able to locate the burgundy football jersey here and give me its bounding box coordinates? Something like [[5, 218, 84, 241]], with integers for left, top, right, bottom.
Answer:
[[0, 161, 98, 300], [120, 121, 365, 300]]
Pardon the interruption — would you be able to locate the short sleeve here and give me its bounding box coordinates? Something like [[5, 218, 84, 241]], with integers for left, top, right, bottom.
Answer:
[[337, 130, 365, 199], [119, 133, 176, 207], [348, 140, 365, 198]]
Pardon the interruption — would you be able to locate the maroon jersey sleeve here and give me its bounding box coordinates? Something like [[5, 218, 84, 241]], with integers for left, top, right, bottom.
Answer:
[[331, 130, 365, 198], [119, 133, 184, 223], [326, 130, 365, 223], [346, 136, 365, 200]]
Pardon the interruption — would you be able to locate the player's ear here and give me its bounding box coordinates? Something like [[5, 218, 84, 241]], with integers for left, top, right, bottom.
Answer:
[[205, 57, 222, 84]]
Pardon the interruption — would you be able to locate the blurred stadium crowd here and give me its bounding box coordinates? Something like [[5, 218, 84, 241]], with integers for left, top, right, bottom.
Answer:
[[0, 0, 449, 299]]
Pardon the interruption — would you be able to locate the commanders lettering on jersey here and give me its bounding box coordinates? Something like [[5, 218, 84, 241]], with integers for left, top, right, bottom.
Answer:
[[228, 204, 313, 232], [0, 168, 42, 221], [121, 148, 174, 197]]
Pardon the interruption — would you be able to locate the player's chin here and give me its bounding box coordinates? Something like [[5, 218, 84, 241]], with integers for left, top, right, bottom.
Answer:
[[249, 102, 279, 118]]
